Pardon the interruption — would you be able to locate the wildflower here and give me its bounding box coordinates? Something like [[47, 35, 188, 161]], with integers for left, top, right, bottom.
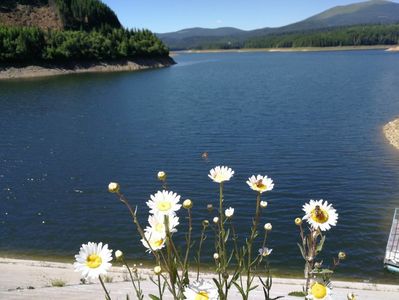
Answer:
[[141, 231, 165, 252], [153, 266, 162, 275], [213, 253, 219, 260], [74, 242, 113, 280], [146, 213, 179, 237], [213, 217, 219, 224], [338, 251, 347, 260], [260, 201, 268, 208], [108, 182, 120, 193], [115, 250, 123, 259], [246, 175, 274, 193], [183, 279, 218, 300], [295, 217, 302, 226], [183, 199, 193, 209], [306, 282, 332, 300], [225, 207, 234, 218], [146, 190, 181, 216], [302, 200, 338, 231], [157, 171, 167, 181], [264, 223, 272, 231], [258, 247, 273, 257], [208, 166, 234, 183]]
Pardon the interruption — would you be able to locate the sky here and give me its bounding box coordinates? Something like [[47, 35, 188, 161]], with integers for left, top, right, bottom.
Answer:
[[101, 0, 399, 33]]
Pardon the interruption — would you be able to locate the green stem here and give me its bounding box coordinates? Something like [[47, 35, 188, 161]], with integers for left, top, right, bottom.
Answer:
[[99, 275, 111, 300], [196, 225, 207, 281], [122, 258, 143, 300]]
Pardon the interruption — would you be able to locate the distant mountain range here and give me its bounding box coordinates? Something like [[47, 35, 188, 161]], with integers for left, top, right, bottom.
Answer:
[[158, 0, 399, 50]]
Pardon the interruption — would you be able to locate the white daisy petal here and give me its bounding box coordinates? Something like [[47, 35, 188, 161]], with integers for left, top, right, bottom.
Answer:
[[246, 175, 274, 193], [73, 242, 113, 280], [302, 199, 338, 232], [208, 166, 234, 183]]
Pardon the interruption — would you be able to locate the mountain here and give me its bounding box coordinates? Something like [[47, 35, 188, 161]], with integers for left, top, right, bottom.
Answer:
[[0, 0, 121, 31], [157, 0, 399, 50]]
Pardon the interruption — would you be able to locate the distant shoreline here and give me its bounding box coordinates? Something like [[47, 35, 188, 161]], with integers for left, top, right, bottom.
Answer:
[[172, 45, 395, 54], [0, 57, 176, 80]]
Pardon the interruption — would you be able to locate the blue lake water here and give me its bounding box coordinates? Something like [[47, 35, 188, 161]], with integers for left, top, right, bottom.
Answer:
[[1, 51, 399, 282]]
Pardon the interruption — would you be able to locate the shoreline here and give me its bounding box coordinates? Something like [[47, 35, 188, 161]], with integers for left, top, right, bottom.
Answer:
[[0, 57, 176, 80], [383, 117, 399, 150], [172, 45, 393, 54], [1, 257, 399, 299]]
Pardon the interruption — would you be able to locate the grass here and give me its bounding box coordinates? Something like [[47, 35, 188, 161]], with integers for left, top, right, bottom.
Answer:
[[103, 275, 113, 283], [50, 279, 66, 287]]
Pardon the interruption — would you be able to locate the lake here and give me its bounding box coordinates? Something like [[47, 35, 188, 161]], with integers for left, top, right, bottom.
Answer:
[[1, 51, 399, 282]]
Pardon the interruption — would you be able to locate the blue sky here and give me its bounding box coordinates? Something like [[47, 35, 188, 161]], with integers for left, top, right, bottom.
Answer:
[[102, 0, 399, 33]]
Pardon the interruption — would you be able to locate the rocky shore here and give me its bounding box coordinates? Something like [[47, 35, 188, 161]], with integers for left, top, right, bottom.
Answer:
[[0, 57, 176, 80], [384, 118, 399, 150]]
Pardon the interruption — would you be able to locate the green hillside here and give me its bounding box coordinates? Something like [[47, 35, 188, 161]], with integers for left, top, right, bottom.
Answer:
[[158, 0, 399, 50]]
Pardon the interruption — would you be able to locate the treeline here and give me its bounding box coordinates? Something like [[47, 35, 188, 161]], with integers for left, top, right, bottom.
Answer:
[[0, 26, 169, 63], [176, 24, 399, 50], [55, 0, 121, 31], [244, 24, 399, 48]]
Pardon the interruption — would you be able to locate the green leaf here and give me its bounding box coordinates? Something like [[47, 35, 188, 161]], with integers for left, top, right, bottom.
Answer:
[[316, 235, 326, 253], [297, 243, 306, 260], [148, 295, 160, 300]]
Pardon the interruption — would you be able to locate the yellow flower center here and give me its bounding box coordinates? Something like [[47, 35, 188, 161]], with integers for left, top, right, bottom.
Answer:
[[151, 238, 164, 248], [157, 201, 172, 212], [195, 291, 209, 300], [86, 254, 102, 269], [310, 283, 327, 299], [311, 206, 329, 224], [155, 223, 165, 232], [253, 180, 267, 191]]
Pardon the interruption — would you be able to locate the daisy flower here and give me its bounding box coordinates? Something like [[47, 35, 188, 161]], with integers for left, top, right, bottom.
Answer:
[[146, 213, 179, 237], [73, 242, 113, 280], [246, 175, 274, 193], [208, 166, 234, 183], [183, 279, 218, 300], [306, 282, 332, 300], [302, 199, 338, 231], [146, 190, 181, 216], [141, 230, 165, 252], [258, 247, 273, 257]]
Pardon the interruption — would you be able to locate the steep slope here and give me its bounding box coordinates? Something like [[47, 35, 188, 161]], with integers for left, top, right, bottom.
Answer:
[[0, 0, 121, 31], [158, 0, 399, 50]]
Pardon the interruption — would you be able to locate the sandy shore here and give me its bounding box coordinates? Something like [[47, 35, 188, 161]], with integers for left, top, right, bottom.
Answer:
[[173, 45, 391, 54], [0, 57, 176, 80], [384, 118, 399, 150], [1, 258, 399, 299], [386, 46, 399, 52]]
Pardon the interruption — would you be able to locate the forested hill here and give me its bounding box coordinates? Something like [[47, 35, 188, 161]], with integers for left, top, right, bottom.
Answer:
[[158, 0, 399, 50], [0, 0, 121, 31], [0, 0, 171, 64]]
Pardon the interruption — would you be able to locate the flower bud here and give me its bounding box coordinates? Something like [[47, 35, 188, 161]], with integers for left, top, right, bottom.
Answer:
[[183, 199, 193, 209], [347, 292, 356, 300], [213, 253, 219, 260], [260, 201, 268, 208], [202, 220, 209, 227], [108, 182, 120, 193], [314, 262, 322, 269], [225, 207, 234, 218], [115, 250, 123, 259], [153, 266, 162, 275], [213, 217, 219, 224], [338, 251, 347, 260], [207, 204, 214, 212], [295, 218, 302, 226], [222, 272, 229, 280], [157, 171, 167, 181], [264, 223, 272, 231]]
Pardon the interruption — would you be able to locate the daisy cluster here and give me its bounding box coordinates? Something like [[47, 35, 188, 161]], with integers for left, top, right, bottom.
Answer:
[[142, 190, 182, 252]]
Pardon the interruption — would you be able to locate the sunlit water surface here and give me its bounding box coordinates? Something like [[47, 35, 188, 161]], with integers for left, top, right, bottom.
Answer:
[[1, 51, 399, 282]]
